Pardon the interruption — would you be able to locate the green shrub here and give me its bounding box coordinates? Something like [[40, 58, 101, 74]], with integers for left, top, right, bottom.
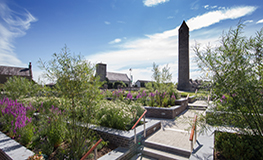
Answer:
[[215, 131, 263, 160], [3, 76, 40, 100], [95, 100, 144, 130], [19, 122, 34, 147], [96, 100, 130, 130]]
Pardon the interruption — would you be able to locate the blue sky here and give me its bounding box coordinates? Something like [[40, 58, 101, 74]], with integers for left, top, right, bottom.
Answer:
[[0, 0, 263, 84]]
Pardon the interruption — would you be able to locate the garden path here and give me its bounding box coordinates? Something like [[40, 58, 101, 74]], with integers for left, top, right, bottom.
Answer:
[[145, 109, 206, 151]]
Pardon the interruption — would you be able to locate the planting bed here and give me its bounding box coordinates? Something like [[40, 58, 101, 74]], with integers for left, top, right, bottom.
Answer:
[[90, 119, 161, 148], [144, 98, 188, 119]]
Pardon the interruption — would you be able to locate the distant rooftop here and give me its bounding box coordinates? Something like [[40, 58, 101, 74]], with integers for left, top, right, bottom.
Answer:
[[136, 80, 153, 83], [106, 72, 130, 82], [0, 65, 31, 77]]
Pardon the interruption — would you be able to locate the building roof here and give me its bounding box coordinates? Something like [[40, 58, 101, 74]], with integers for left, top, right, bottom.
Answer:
[[0, 65, 31, 77], [136, 80, 153, 83], [106, 72, 130, 82]]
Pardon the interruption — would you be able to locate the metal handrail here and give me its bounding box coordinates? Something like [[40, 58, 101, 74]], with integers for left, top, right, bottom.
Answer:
[[186, 94, 189, 100], [132, 110, 147, 130], [81, 138, 103, 160], [132, 110, 147, 144], [189, 115, 197, 152]]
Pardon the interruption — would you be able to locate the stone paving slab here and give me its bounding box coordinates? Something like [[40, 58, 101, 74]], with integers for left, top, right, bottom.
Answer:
[[130, 153, 157, 160], [144, 109, 206, 155], [145, 129, 191, 151], [0, 131, 34, 160], [98, 147, 128, 160], [189, 100, 209, 106], [149, 109, 205, 131]]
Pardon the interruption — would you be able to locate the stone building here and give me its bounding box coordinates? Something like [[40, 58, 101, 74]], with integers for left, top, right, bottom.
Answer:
[[0, 62, 33, 84], [135, 80, 152, 88], [178, 21, 191, 91], [96, 63, 130, 88]]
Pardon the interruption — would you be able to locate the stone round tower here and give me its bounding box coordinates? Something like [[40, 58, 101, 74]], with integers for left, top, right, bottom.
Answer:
[[178, 21, 191, 91]]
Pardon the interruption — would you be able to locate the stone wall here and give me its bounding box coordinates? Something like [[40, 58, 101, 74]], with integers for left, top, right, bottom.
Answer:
[[144, 98, 188, 119], [91, 120, 161, 148], [95, 130, 134, 147]]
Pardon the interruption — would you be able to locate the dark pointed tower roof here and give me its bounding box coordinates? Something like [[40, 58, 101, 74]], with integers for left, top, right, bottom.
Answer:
[[179, 21, 189, 31]]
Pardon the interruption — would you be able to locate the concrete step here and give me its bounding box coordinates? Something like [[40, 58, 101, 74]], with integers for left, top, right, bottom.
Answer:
[[130, 153, 157, 160], [143, 141, 191, 158], [142, 146, 189, 160], [187, 105, 207, 110]]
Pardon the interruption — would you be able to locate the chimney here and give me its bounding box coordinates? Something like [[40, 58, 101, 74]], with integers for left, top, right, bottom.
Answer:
[[29, 62, 32, 80]]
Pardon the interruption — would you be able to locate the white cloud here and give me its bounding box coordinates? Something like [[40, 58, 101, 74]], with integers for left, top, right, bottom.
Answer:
[[148, 6, 257, 39], [87, 6, 257, 83], [256, 19, 263, 24], [117, 21, 125, 24], [143, 0, 170, 7], [167, 16, 174, 19], [244, 20, 253, 24], [191, 0, 199, 10], [211, 5, 217, 9], [109, 38, 122, 44], [0, 2, 37, 66], [204, 5, 219, 10], [218, 7, 225, 10], [104, 21, 110, 25]]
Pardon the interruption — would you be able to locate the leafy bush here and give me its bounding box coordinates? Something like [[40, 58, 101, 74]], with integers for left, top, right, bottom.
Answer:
[[195, 23, 263, 135], [19, 122, 34, 146], [3, 76, 40, 100], [95, 100, 144, 130], [215, 131, 263, 160]]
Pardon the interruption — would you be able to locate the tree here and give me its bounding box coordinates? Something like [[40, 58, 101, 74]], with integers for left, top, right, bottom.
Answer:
[[38, 45, 103, 158], [146, 63, 180, 106], [194, 23, 263, 136], [147, 62, 173, 92]]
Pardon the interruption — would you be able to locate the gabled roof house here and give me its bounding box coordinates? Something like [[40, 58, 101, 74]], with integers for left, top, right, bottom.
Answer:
[[0, 62, 32, 84], [96, 63, 130, 88]]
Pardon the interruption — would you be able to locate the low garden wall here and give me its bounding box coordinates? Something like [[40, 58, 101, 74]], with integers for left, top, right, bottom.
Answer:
[[144, 98, 188, 119], [90, 119, 161, 148], [188, 96, 196, 103]]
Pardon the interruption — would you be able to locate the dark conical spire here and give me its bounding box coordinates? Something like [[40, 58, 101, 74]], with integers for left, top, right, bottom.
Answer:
[[179, 20, 189, 31]]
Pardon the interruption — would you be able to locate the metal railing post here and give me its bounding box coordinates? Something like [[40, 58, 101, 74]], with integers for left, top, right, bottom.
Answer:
[[144, 115, 146, 137], [194, 125, 197, 143], [191, 141, 193, 152], [134, 128, 137, 143], [94, 147, 97, 160], [189, 115, 197, 153]]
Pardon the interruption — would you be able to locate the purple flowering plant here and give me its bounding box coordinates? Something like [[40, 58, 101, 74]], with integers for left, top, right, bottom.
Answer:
[[126, 92, 133, 104], [0, 97, 33, 137], [112, 89, 125, 100], [136, 90, 148, 106]]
